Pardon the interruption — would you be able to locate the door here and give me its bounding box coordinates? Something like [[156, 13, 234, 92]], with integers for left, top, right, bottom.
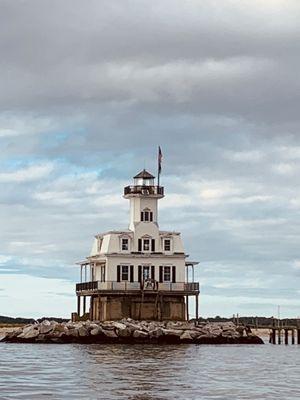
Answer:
[[142, 265, 150, 281]]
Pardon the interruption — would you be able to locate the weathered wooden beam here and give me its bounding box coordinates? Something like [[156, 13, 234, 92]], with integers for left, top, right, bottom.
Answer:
[[284, 329, 288, 345], [77, 296, 80, 317], [195, 294, 199, 320], [271, 329, 276, 344]]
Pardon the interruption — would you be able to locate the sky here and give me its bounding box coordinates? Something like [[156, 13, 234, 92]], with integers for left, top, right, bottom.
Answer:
[[1, 0, 300, 319]]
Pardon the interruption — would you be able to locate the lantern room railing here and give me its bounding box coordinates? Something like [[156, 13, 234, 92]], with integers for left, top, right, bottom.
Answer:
[[124, 185, 164, 196]]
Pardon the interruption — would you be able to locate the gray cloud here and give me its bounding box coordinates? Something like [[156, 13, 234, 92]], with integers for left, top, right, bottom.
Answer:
[[0, 0, 300, 317]]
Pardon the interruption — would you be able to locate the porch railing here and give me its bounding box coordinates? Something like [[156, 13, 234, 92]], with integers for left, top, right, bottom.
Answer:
[[76, 281, 199, 292]]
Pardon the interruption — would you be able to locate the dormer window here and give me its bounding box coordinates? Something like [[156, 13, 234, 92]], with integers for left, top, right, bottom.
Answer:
[[164, 238, 171, 252], [141, 209, 153, 222], [138, 237, 155, 252], [120, 235, 131, 252], [122, 238, 129, 251], [143, 239, 150, 251]]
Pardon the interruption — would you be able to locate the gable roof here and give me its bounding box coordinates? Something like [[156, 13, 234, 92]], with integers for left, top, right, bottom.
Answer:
[[134, 169, 155, 179]]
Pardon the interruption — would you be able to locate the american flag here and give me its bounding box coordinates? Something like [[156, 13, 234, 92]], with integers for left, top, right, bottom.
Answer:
[[158, 146, 162, 175]]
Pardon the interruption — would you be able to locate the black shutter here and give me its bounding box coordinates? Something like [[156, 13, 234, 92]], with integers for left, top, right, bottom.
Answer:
[[159, 266, 163, 283], [151, 265, 155, 280], [117, 265, 121, 282], [138, 265, 142, 282], [141, 211, 143, 221], [151, 239, 155, 252], [172, 266, 176, 283], [138, 239, 142, 252], [130, 265, 134, 282], [150, 212, 153, 221]]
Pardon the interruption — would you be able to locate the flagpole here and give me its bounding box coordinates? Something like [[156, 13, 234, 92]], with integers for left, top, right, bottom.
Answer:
[[157, 146, 161, 187]]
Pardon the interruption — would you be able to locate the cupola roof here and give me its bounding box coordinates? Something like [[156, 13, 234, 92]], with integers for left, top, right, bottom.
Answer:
[[134, 169, 155, 179]]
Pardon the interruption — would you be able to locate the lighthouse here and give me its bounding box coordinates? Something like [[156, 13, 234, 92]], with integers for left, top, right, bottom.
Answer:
[[75, 167, 199, 321]]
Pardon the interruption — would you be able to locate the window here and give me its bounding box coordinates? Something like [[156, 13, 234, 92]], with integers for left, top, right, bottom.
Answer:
[[164, 239, 171, 251], [100, 265, 105, 282], [141, 209, 153, 222], [122, 238, 129, 251], [163, 266, 171, 282], [143, 239, 150, 251], [142, 265, 150, 280], [121, 265, 129, 281]]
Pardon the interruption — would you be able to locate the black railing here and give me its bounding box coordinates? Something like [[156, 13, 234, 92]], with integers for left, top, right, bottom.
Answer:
[[76, 281, 200, 293], [124, 185, 164, 196], [76, 281, 98, 291], [184, 282, 200, 291]]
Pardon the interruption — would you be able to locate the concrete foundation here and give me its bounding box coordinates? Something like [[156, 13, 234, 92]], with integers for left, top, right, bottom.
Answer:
[[91, 295, 186, 321]]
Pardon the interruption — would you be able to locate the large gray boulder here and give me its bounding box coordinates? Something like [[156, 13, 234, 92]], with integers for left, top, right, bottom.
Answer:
[[180, 331, 193, 342], [90, 326, 103, 336], [18, 326, 39, 339], [103, 329, 118, 338], [133, 330, 148, 339], [0, 332, 7, 342], [39, 320, 53, 334]]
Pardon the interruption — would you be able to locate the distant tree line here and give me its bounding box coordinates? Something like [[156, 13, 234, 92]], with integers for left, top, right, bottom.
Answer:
[[0, 315, 68, 325]]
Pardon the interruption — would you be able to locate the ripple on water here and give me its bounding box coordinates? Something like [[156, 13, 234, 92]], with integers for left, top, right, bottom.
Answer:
[[0, 342, 300, 400]]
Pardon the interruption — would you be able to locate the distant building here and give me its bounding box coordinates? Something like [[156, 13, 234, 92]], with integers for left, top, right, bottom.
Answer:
[[75, 169, 199, 321]]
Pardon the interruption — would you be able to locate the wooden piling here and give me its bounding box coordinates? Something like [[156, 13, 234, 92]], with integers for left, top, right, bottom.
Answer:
[[291, 329, 295, 345], [271, 329, 276, 344], [284, 329, 288, 345], [278, 329, 281, 344], [297, 329, 300, 345]]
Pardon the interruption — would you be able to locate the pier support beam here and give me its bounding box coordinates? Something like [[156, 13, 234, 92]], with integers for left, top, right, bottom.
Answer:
[[77, 296, 81, 317], [195, 294, 199, 320], [271, 329, 276, 344], [291, 329, 295, 345], [297, 329, 300, 345], [83, 296, 86, 315], [278, 329, 281, 345], [90, 296, 94, 321], [186, 295, 189, 321], [284, 329, 288, 345]]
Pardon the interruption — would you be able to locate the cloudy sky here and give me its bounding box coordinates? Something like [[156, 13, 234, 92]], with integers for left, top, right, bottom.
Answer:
[[1, 0, 300, 318]]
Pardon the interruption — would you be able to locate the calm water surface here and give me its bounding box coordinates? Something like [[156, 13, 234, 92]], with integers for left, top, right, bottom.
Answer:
[[0, 340, 299, 400]]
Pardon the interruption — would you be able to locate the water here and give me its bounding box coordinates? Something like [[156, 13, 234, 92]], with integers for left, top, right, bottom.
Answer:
[[0, 341, 300, 400]]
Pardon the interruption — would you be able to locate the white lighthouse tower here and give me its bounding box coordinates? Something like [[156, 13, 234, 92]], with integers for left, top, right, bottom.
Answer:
[[75, 167, 199, 322]]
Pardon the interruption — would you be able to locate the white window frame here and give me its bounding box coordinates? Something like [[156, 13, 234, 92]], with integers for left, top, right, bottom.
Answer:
[[100, 265, 105, 282], [121, 238, 129, 251], [121, 265, 129, 281], [141, 208, 153, 223], [163, 266, 171, 282], [142, 265, 151, 280], [164, 238, 172, 252], [143, 238, 150, 251], [120, 235, 130, 252]]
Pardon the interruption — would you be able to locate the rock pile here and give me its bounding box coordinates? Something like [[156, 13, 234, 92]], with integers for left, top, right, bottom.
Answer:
[[0, 319, 264, 344]]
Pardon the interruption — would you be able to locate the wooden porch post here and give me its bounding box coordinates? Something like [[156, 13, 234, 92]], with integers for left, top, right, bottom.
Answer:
[[195, 294, 199, 320]]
